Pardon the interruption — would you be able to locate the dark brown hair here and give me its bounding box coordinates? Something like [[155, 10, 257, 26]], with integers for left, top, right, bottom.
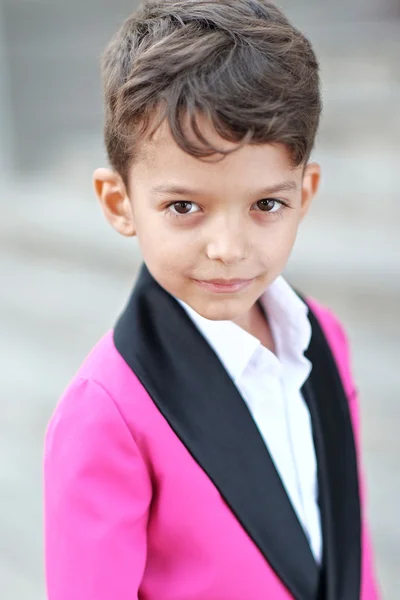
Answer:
[[102, 0, 322, 183]]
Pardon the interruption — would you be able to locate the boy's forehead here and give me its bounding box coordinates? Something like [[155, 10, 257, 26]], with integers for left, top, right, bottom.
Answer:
[[130, 111, 301, 191], [131, 140, 302, 200]]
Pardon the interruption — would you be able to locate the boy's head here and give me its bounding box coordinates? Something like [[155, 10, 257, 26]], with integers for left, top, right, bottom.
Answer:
[[94, 0, 322, 321]]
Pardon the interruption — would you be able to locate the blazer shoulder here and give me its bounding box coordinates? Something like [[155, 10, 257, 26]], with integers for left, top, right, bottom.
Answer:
[[75, 329, 132, 384], [306, 297, 348, 346], [305, 296, 356, 404], [47, 330, 147, 439]]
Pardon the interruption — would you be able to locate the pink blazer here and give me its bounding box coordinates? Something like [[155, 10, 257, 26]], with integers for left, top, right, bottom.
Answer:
[[44, 266, 379, 599]]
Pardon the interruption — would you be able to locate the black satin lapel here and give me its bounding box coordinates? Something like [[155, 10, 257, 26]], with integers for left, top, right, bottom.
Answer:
[[114, 265, 319, 600], [303, 306, 361, 600]]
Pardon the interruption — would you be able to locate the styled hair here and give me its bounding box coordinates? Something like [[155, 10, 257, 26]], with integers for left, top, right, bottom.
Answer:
[[101, 0, 322, 183]]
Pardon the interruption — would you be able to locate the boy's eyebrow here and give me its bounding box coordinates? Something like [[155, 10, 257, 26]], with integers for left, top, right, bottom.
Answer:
[[150, 180, 298, 197]]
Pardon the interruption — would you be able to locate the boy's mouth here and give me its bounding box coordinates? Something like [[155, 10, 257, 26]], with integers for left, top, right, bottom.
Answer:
[[192, 278, 255, 294]]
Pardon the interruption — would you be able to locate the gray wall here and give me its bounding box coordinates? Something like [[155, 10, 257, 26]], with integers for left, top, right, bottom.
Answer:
[[1, 0, 137, 172]]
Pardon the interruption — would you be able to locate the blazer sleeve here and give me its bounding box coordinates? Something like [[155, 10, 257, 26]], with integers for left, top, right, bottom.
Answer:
[[44, 377, 152, 600], [309, 301, 381, 600]]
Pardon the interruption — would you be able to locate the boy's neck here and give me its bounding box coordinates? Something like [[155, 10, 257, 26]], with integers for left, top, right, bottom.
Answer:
[[233, 302, 276, 354]]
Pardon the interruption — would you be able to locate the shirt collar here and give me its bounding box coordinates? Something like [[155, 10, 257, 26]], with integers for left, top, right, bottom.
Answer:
[[260, 275, 311, 362], [177, 276, 311, 384]]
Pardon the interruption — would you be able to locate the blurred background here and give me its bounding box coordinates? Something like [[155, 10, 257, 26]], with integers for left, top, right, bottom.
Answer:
[[0, 0, 399, 597]]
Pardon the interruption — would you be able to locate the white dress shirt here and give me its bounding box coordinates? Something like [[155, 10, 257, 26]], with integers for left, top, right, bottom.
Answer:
[[178, 276, 322, 563]]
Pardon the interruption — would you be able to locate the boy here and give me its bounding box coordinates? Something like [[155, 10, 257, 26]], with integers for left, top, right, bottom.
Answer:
[[44, 1, 380, 598]]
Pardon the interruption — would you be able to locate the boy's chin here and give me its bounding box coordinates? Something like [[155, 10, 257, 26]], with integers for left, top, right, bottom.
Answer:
[[187, 295, 254, 322]]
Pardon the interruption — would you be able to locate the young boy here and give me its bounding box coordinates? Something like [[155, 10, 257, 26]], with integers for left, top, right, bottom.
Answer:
[[44, 1, 380, 598]]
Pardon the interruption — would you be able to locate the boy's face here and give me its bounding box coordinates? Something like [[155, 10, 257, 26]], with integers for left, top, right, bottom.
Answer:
[[94, 116, 320, 321]]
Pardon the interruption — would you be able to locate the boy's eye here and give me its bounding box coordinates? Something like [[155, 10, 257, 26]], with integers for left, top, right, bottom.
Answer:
[[255, 199, 281, 212], [168, 201, 200, 215]]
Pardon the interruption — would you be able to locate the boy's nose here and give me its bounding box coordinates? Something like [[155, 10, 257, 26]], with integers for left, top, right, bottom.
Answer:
[[205, 222, 248, 265]]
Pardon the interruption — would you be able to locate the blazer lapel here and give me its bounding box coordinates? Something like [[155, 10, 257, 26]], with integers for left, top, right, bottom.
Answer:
[[303, 306, 362, 600], [114, 265, 319, 600]]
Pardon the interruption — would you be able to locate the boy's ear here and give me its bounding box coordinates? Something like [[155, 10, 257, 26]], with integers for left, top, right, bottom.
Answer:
[[300, 162, 321, 219], [93, 168, 136, 237]]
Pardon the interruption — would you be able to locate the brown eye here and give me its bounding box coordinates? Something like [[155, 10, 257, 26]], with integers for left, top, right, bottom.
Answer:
[[256, 199, 277, 212], [173, 201, 192, 214], [168, 201, 200, 216]]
